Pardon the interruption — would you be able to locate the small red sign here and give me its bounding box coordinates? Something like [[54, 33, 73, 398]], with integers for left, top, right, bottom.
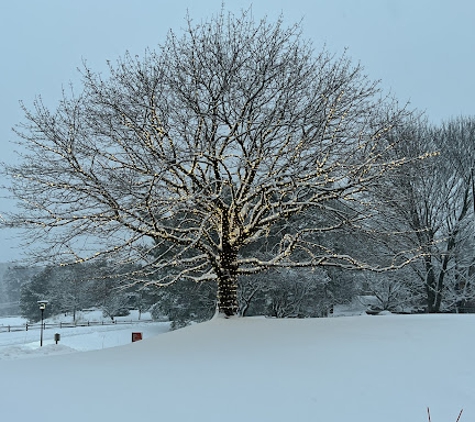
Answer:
[[132, 332, 143, 342]]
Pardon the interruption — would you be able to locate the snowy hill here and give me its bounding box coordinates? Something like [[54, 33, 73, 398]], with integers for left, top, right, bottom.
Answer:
[[0, 313, 472, 422]]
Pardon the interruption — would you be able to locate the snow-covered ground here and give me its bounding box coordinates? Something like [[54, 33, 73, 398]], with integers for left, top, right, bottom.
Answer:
[[0, 310, 170, 359], [0, 312, 471, 422]]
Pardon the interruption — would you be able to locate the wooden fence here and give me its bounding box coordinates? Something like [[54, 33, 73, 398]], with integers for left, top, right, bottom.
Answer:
[[0, 319, 155, 333]]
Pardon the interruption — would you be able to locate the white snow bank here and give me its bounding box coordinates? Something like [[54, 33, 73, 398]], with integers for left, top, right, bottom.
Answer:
[[0, 314, 471, 422]]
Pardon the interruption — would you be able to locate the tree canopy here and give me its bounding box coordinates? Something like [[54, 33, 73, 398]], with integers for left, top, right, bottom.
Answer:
[[3, 9, 415, 316]]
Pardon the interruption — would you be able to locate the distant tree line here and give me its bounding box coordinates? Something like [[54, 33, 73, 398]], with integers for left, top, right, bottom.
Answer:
[[17, 260, 159, 322]]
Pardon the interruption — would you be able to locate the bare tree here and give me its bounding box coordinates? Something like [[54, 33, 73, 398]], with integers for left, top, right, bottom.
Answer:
[[3, 10, 413, 316], [358, 271, 418, 313], [377, 118, 475, 312]]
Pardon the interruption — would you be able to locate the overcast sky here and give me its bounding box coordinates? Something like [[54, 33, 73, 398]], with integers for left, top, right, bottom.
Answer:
[[1, 0, 474, 262]]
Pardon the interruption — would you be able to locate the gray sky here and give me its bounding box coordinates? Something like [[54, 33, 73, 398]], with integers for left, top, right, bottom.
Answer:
[[1, 0, 474, 262]]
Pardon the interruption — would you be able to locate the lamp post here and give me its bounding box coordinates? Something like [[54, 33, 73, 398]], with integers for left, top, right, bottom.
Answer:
[[37, 300, 48, 347]]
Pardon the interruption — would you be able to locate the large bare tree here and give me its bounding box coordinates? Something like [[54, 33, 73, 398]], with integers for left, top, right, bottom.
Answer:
[[375, 118, 475, 312], [3, 10, 413, 316]]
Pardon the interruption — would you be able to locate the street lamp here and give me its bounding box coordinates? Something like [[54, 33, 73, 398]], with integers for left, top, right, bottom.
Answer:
[[37, 300, 48, 347]]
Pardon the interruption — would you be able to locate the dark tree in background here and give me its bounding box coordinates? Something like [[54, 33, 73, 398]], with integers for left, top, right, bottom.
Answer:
[[3, 9, 414, 316], [378, 117, 475, 312], [20, 268, 57, 322]]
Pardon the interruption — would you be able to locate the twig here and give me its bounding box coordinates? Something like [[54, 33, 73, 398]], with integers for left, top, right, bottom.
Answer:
[[427, 407, 463, 422], [455, 409, 463, 422]]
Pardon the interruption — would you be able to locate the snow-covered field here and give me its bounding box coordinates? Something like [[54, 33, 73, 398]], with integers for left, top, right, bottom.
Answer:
[[0, 312, 471, 422]]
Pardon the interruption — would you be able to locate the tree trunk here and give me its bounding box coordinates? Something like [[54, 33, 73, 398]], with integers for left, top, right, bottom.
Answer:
[[425, 256, 440, 313], [217, 241, 239, 317], [434, 256, 450, 312], [217, 273, 239, 317]]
